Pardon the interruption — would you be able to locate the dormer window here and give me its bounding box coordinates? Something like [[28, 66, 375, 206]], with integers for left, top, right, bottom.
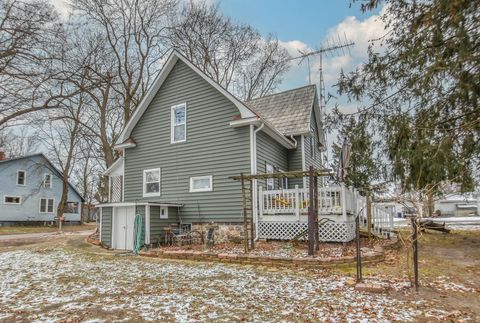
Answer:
[[171, 103, 187, 143], [17, 170, 26, 185]]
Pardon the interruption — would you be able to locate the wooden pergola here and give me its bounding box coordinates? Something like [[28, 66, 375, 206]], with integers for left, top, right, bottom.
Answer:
[[230, 167, 334, 256]]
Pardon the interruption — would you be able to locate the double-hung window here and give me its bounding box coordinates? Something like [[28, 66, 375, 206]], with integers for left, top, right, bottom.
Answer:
[[171, 103, 187, 143], [17, 170, 26, 185], [43, 174, 52, 188], [143, 168, 161, 197], [190, 176, 213, 192], [40, 198, 54, 213]]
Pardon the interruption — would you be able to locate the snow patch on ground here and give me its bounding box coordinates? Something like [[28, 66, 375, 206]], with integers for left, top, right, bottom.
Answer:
[[0, 249, 472, 322]]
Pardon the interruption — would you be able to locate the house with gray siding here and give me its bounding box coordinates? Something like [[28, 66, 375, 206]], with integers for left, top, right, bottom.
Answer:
[[98, 50, 331, 250], [0, 153, 84, 224]]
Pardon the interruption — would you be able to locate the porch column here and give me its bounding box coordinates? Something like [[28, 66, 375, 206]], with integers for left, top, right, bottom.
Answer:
[[145, 205, 150, 244], [295, 185, 300, 221]]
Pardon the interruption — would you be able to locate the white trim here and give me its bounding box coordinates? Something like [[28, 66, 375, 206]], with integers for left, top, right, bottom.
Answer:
[[189, 175, 213, 192], [121, 153, 125, 202], [171, 103, 187, 144], [143, 168, 161, 197], [102, 157, 124, 176], [3, 195, 22, 204], [96, 202, 182, 208], [230, 117, 296, 149], [301, 135, 306, 188], [230, 117, 261, 128], [111, 207, 116, 248], [16, 170, 26, 186], [145, 205, 151, 244], [114, 141, 137, 149], [116, 50, 256, 145], [39, 198, 55, 213], [43, 173, 52, 188], [249, 124, 255, 174]]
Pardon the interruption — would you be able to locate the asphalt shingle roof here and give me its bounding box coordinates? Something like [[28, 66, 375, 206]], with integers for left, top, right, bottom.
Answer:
[[245, 84, 316, 136]]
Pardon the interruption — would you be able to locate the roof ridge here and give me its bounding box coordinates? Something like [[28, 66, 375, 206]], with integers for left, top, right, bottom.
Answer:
[[0, 153, 44, 163], [245, 84, 316, 103]]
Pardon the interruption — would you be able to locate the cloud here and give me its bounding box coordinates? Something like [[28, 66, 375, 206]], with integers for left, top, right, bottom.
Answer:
[[50, 0, 69, 17]]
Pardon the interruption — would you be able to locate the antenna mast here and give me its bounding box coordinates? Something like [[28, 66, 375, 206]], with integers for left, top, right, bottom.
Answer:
[[289, 34, 354, 116]]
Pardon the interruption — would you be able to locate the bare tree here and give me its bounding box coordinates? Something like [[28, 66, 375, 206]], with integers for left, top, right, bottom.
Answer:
[[71, 0, 177, 123], [0, 127, 39, 158], [170, 1, 290, 100], [0, 0, 82, 128]]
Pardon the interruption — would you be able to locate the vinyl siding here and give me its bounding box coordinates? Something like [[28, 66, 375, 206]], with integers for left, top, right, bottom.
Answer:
[[149, 206, 179, 243], [255, 130, 288, 189], [124, 60, 251, 223], [287, 135, 303, 188], [101, 207, 112, 248], [304, 110, 323, 188], [304, 111, 323, 170], [0, 155, 83, 222]]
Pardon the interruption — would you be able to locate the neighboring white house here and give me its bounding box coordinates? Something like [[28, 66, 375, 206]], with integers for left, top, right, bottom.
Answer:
[[0, 153, 84, 224]]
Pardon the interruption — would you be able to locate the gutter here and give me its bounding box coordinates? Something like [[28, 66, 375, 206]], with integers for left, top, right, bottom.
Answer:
[[252, 123, 265, 241]]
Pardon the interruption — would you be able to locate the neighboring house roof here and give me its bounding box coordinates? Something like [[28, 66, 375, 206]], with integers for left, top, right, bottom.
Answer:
[[245, 85, 317, 136], [0, 153, 85, 202]]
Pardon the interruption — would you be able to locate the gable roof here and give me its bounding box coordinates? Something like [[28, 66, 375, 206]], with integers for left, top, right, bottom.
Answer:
[[116, 50, 257, 145], [0, 153, 85, 202], [245, 85, 317, 136]]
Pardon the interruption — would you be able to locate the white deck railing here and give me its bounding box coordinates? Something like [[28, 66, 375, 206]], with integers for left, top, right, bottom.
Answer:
[[259, 185, 355, 220]]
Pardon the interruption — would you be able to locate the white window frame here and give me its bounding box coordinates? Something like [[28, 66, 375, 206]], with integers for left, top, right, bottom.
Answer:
[[43, 173, 52, 188], [17, 170, 26, 186], [160, 207, 168, 219], [171, 103, 187, 144], [189, 175, 213, 193], [143, 168, 161, 197], [4, 195, 22, 205], [266, 164, 274, 191], [39, 198, 55, 213]]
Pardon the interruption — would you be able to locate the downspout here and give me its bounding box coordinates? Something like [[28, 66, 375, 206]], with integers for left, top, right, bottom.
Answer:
[[253, 123, 265, 241]]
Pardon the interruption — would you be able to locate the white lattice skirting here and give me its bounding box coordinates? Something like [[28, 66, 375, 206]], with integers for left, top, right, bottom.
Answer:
[[258, 221, 356, 242]]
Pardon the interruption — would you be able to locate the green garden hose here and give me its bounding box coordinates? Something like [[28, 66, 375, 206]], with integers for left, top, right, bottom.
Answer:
[[133, 213, 145, 254]]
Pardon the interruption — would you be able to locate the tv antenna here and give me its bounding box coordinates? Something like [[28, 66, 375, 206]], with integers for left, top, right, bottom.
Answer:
[[288, 33, 354, 116]]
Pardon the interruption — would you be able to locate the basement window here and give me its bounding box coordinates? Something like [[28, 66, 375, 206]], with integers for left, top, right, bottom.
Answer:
[[171, 103, 187, 143], [190, 176, 213, 192], [39, 198, 54, 213], [4, 196, 21, 204]]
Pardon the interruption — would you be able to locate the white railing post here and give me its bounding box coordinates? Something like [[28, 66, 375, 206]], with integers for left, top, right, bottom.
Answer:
[[258, 186, 263, 219], [295, 185, 300, 221], [341, 184, 347, 218]]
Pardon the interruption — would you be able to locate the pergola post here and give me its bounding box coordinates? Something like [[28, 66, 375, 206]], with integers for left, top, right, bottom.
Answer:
[[241, 173, 248, 254], [308, 166, 315, 256]]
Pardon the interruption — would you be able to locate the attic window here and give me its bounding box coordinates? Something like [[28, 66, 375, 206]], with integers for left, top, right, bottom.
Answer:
[[17, 170, 26, 185], [171, 103, 186, 143], [44, 174, 52, 188]]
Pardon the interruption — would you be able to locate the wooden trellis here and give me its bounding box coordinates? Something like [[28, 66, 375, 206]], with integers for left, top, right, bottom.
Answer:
[[231, 167, 332, 256]]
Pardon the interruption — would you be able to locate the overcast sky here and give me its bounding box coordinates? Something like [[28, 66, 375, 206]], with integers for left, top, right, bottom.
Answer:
[[50, 0, 386, 158]]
